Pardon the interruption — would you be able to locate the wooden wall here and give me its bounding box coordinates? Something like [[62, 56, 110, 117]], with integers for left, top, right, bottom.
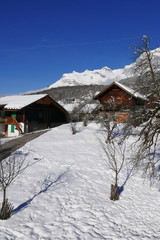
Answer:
[[100, 88, 135, 110]]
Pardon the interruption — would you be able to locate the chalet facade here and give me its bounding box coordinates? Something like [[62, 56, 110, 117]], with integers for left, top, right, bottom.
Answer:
[[0, 94, 69, 137], [94, 82, 148, 122]]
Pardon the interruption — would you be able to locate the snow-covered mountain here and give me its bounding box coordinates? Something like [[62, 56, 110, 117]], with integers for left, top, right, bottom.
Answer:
[[46, 64, 134, 89], [44, 47, 160, 89]]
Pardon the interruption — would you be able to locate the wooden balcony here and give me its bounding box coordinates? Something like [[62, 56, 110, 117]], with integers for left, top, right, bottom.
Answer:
[[0, 116, 22, 133]]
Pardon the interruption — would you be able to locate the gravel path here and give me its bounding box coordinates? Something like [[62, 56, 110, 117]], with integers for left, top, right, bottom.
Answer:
[[0, 130, 49, 161]]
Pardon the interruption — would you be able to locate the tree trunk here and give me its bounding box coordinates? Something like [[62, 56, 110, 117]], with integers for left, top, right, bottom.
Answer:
[[0, 188, 13, 219], [115, 172, 118, 186], [110, 184, 119, 201], [2, 188, 6, 206]]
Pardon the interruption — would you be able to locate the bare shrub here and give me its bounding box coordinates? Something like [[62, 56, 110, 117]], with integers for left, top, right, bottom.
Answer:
[[0, 199, 14, 220], [99, 135, 126, 200], [0, 154, 29, 219]]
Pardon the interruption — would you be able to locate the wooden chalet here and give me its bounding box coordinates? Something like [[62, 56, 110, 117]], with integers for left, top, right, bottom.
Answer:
[[94, 82, 148, 122], [0, 94, 69, 137]]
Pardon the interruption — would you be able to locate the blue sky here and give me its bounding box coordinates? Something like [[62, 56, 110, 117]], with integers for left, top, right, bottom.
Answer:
[[0, 0, 160, 95]]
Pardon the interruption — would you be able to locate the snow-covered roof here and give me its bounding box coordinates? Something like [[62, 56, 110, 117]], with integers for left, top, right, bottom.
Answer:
[[94, 81, 148, 101], [0, 94, 47, 110], [115, 82, 148, 101]]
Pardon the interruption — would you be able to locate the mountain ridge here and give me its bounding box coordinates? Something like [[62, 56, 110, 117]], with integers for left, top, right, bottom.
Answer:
[[45, 64, 134, 89], [42, 47, 160, 90]]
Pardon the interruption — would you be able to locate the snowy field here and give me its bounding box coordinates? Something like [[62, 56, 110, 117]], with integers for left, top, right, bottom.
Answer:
[[0, 123, 160, 240]]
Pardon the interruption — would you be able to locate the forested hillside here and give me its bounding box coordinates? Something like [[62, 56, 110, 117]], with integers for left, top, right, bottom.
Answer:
[[29, 85, 105, 103]]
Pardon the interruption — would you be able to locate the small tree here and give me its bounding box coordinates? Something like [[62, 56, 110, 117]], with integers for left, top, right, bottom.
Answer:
[[0, 154, 29, 219], [99, 135, 126, 200], [69, 104, 80, 135], [81, 90, 100, 127], [69, 90, 100, 133]]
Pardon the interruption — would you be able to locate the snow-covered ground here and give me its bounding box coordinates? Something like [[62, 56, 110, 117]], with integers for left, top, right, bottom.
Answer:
[[0, 123, 160, 240]]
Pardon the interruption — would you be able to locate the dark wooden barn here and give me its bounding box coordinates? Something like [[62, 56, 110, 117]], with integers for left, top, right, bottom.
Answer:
[[0, 94, 69, 137], [94, 82, 148, 122]]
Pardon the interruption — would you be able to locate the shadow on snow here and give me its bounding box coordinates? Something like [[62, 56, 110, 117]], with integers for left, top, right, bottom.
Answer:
[[12, 168, 70, 215], [118, 167, 135, 196]]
